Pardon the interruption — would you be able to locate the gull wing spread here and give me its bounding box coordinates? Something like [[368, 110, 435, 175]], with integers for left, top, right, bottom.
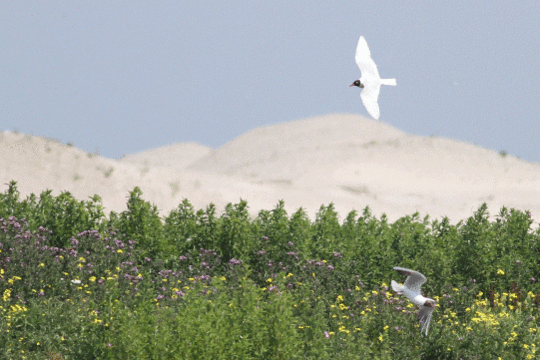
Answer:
[[393, 267, 427, 295], [351, 36, 395, 120], [355, 36, 381, 80], [418, 305, 434, 336], [391, 267, 435, 335], [360, 83, 381, 120]]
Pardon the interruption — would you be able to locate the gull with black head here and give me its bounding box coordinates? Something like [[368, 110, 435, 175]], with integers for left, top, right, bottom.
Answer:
[[350, 36, 396, 120], [391, 267, 436, 335]]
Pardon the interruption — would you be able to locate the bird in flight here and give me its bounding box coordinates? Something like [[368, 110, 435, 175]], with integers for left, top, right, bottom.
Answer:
[[391, 267, 436, 335], [350, 36, 396, 120]]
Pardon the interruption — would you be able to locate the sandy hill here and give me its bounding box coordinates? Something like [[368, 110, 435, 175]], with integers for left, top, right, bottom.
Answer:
[[1, 114, 540, 222]]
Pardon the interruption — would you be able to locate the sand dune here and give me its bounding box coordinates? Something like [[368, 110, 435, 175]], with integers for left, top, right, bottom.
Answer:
[[1, 114, 539, 222]]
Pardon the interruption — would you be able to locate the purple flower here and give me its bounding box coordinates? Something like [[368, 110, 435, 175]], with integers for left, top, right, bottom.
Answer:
[[333, 251, 343, 258], [257, 250, 266, 255], [324, 331, 330, 338], [156, 295, 165, 301], [179, 255, 187, 261], [288, 241, 294, 247], [327, 265, 334, 270], [70, 238, 79, 246], [108, 343, 112, 347]]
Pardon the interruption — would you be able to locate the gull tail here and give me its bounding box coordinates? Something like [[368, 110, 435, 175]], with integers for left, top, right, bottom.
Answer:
[[391, 280, 404, 295], [381, 78, 397, 86]]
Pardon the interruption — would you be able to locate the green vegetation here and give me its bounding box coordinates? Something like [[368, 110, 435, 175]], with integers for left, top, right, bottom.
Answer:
[[1, 180, 539, 359]]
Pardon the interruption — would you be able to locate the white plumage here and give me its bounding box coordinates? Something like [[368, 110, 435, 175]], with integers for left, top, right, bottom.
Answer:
[[350, 36, 396, 120], [391, 267, 436, 335]]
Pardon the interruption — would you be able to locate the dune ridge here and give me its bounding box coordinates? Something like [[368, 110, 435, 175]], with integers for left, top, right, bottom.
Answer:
[[1, 114, 539, 222]]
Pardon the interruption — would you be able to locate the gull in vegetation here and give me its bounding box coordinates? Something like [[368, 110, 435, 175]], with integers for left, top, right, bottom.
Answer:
[[391, 267, 436, 335], [350, 36, 396, 120]]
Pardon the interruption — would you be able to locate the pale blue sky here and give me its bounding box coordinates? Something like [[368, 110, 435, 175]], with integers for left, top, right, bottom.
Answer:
[[2, 2, 539, 162]]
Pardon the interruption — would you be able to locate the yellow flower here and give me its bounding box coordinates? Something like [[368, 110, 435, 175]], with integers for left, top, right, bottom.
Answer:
[[497, 269, 505, 275], [336, 295, 343, 302], [378, 335, 383, 342], [38, 263, 45, 267], [89, 276, 96, 282], [220, 276, 226, 281], [117, 249, 123, 253]]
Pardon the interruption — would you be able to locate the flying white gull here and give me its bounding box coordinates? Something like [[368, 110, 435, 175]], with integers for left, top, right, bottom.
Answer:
[[391, 267, 436, 335], [350, 36, 396, 120]]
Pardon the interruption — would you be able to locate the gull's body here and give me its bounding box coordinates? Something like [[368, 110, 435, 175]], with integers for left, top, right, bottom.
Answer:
[[391, 267, 436, 335], [350, 36, 396, 120]]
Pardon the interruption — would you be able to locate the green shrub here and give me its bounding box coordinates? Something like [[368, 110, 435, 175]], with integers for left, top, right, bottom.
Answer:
[[2, 182, 540, 358]]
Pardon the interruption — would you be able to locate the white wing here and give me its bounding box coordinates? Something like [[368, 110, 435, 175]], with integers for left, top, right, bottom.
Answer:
[[418, 305, 434, 335], [355, 36, 381, 80], [393, 267, 427, 294], [360, 82, 381, 120]]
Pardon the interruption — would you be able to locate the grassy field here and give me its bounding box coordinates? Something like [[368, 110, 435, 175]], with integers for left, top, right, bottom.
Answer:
[[1, 181, 539, 359]]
